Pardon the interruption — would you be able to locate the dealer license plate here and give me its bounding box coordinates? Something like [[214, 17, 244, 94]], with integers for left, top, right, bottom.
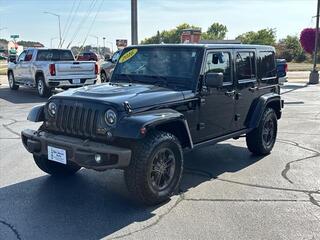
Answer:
[[48, 146, 66, 164]]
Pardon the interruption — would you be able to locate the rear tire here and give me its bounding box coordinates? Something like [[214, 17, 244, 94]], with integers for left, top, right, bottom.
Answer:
[[33, 155, 81, 176], [124, 131, 184, 205], [246, 108, 278, 155], [37, 75, 51, 97], [8, 72, 19, 90], [100, 71, 108, 83]]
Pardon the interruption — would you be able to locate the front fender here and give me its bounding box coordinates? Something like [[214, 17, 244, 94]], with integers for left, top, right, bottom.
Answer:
[[27, 104, 45, 122], [248, 93, 281, 129], [114, 109, 186, 139]]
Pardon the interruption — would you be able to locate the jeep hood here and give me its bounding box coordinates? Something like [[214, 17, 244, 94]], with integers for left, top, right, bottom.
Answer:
[[52, 82, 185, 111]]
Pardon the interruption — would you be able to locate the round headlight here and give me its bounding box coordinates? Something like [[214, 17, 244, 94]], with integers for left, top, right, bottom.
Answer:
[[48, 102, 57, 117], [104, 109, 117, 126]]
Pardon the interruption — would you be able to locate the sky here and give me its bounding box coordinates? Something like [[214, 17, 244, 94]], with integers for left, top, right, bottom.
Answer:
[[0, 0, 317, 49]]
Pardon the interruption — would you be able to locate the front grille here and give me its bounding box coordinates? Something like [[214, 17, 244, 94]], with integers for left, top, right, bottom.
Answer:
[[54, 103, 100, 138]]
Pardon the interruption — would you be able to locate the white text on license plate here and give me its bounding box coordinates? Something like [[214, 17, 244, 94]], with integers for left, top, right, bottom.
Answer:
[[48, 146, 66, 164]]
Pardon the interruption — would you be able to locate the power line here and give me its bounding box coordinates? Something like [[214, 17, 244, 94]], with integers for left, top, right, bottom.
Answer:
[[77, 0, 104, 57], [67, 0, 98, 48], [61, 0, 82, 48]]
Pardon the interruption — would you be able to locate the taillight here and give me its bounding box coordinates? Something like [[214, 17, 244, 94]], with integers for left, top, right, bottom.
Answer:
[[49, 64, 56, 76], [284, 63, 288, 72], [95, 63, 99, 75]]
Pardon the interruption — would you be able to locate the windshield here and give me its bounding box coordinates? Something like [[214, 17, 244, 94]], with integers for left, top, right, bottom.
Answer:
[[111, 47, 203, 89], [36, 50, 75, 61]]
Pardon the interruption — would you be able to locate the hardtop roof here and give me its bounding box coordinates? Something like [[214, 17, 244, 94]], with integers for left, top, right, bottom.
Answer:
[[129, 43, 275, 51]]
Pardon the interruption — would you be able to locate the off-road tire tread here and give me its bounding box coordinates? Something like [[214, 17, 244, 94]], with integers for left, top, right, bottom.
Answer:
[[124, 131, 183, 205], [246, 108, 277, 155]]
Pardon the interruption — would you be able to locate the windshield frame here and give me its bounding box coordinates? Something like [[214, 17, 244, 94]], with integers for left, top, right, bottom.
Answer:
[[111, 45, 204, 91]]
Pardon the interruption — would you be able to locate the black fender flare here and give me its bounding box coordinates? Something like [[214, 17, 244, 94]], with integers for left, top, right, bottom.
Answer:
[[113, 109, 193, 148], [27, 104, 45, 122], [248, 93, 282, 129]]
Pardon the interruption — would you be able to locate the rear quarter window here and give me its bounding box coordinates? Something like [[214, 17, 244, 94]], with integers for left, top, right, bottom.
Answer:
[[258, 51, 277, 79]]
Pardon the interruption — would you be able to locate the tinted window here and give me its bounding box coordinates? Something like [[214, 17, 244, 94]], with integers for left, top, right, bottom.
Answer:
[[17, 51, 26, 62], [112, 47, 203, 90], [259, 51, 276, 78], [36, 50, 74, 61], [25, 50, 33, 61], [236, 51, 256, 81], [205, 52, 232, 83]]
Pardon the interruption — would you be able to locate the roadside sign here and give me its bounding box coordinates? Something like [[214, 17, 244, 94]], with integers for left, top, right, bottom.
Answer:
[[116, 39, 128, 48], [10, 34, 19, 39]]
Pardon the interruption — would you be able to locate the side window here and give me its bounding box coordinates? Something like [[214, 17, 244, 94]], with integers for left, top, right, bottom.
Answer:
[[259, 51, 276, 79], [236, 51, 256, 81], [205, 51, 232, 83], [112, 51, 121, 63], [17, 51, 26, 62], [25, 50, 33, 61]]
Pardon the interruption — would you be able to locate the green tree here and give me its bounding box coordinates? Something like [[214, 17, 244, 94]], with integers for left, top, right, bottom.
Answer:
[[275, 35, 307, 62], [202, 22, 227, 40], [236, 28, 276, 45], [141, 23, 200, 44]]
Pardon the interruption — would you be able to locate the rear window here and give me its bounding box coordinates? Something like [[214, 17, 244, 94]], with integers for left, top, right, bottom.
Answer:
[[36, 50, 74, 61]]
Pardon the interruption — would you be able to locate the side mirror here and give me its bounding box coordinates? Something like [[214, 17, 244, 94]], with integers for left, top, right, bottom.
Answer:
[[205, 72, 224, 88]]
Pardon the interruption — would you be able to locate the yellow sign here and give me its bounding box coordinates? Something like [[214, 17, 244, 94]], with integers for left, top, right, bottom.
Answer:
[[119, 49, 138, 63]]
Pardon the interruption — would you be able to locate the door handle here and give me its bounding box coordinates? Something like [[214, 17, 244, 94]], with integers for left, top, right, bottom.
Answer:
[[225, 90, 235, 97]]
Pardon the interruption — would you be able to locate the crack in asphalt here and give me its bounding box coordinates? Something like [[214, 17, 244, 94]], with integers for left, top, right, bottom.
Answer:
[[2, 119, 21, 138], [278, 138, 320, 184], [109, 193, 185, 240], [183, 198, 310, 203], [0, 219, 21, 240]]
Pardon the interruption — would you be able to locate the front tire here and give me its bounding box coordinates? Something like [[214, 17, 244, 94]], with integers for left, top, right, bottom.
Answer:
[[37, 75, 51, 97], [8, 72, 19, 90], [100, 71, 108, 83], [33, 155, 81, 176], [124, 131, 183, 205], [246, 108, 278, 155]]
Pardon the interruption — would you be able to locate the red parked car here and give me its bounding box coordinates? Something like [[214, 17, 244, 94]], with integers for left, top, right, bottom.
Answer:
[[76, 52, 99, 61]]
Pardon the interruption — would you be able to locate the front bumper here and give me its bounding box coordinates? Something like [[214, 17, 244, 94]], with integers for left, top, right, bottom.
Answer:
[[21, 129, 131, 171], [47, 78, 97, 88]]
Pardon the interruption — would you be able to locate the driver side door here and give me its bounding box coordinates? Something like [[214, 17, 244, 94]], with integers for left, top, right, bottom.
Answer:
[[14, 51, 27, 83], [195, 50, 237, 143]]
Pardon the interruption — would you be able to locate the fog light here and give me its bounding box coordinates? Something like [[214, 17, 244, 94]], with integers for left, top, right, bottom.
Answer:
[[95, 154, 102, 163]]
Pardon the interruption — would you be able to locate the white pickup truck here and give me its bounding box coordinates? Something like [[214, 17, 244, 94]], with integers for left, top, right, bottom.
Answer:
[[7, 48, 98, 97]]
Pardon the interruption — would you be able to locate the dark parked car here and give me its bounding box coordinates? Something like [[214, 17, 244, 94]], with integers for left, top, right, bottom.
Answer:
[[276, 59, 288, 84], [77, 52, 99, 61], [100, 50, 122, 82], [22, 44, 283, 205]]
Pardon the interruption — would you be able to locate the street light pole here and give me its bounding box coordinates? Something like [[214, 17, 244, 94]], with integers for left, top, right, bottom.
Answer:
[[310, 0, 320, 84], [50, 37, 58, 48], [131, 0, 138, 45], [44, 11, 62, 48], [90, 35, 99, 55]]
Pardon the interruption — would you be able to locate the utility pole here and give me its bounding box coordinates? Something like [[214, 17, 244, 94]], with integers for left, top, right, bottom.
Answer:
[[44, 12, 62, 48], [131, 0, 138, 45], [310, 0, 320, 84]]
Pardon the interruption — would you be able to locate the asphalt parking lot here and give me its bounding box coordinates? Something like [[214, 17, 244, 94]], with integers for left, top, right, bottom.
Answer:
[[0, 75, 320, 239]]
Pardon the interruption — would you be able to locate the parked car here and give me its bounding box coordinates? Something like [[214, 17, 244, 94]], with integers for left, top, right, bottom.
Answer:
[[7, 48, 98, 97], [100, 50, 122, 82], [276, 59, 288, 84], [76, 52, 99, 61], [21, 44, 283, 205]]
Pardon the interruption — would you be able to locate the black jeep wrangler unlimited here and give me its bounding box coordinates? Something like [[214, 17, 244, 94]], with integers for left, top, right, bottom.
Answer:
[[22, 44, 283, 205]]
